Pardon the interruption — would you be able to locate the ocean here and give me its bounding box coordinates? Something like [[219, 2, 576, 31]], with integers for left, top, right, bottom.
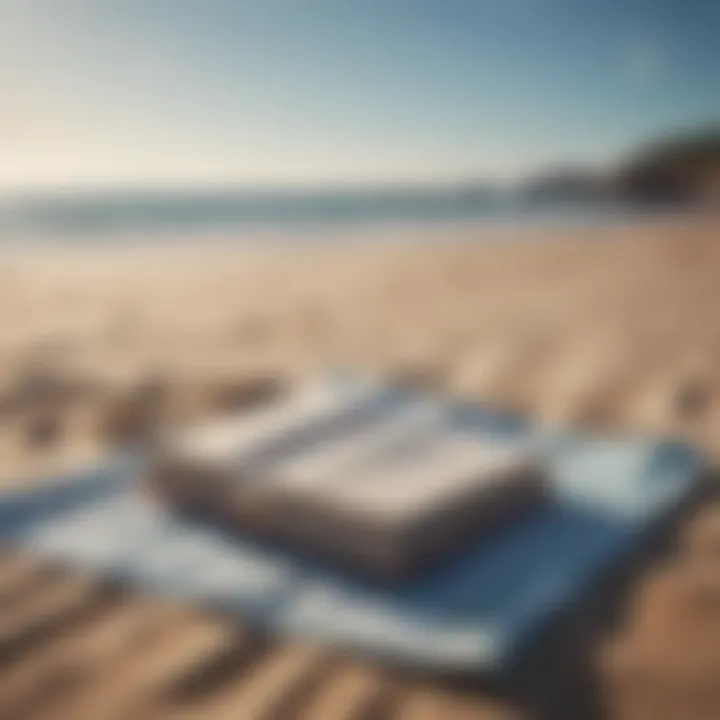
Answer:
[[0, 188, 663, 244]]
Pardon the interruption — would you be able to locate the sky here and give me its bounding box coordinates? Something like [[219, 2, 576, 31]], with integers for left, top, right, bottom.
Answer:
[[0, 0, 718, 191]]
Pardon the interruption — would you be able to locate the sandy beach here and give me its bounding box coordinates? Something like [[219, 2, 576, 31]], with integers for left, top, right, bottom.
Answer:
[[0, 216, 718, 719], [3, 0, 716, 713], [1, 216, 718, 483]]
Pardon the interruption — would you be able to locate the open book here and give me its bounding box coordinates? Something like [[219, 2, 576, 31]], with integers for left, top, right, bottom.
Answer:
[[148, 377, 547, 582]]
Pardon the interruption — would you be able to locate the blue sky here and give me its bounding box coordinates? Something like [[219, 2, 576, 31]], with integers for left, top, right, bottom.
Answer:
[[1, 0, 718, 189]]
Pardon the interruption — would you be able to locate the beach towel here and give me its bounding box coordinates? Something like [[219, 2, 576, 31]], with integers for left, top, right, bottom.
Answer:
[[0, 375, 701, 673]]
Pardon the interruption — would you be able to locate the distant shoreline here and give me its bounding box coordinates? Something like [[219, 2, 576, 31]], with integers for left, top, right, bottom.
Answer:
[[0, 198, 715, 247]]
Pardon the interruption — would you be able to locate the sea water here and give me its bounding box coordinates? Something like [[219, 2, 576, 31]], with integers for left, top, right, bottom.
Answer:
[[0, 187, 650, 244]]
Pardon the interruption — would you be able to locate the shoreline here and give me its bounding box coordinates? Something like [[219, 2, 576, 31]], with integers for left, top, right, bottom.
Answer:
[[0, 207, 716, 252]]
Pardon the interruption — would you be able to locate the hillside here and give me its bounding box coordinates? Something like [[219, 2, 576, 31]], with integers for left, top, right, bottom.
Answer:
[[618, 127, 720, 203]]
